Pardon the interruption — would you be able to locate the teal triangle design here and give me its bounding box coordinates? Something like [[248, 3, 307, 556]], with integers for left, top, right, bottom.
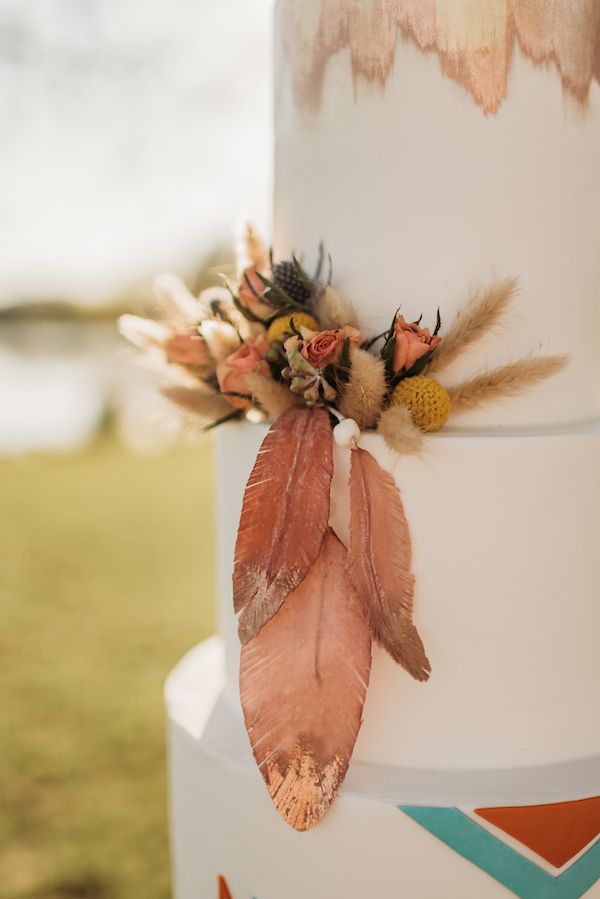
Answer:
[[400, 806, 600, 899]]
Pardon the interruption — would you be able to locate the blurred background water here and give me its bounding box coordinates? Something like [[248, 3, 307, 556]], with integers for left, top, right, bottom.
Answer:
[[0, 2, 272, 896]]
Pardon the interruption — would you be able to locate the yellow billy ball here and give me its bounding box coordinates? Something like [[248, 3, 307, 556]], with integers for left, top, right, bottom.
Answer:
[[266, 311, 319, 343], [392, 376, 452, 433]]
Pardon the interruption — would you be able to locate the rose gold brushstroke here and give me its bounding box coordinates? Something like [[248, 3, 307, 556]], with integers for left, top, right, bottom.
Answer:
[[277, 0, 600, 115]]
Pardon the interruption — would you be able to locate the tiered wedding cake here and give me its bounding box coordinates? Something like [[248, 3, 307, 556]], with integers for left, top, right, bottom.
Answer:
[[165, 2, 600, 897]]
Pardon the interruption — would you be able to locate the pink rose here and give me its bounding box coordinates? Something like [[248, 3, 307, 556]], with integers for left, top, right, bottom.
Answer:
[[165, 328, 211, 369], [238, 267, 274, 321], [216, 334, 270, 409], [392, 316, 441, 373], [300, 326, 361, 369]]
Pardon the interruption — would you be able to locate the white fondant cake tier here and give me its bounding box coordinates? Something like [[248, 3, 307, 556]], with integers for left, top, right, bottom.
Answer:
[[167, 640, 600, 898], [167, 2, 600, 895], [274, 3, 600, 430], [215, 420, 600, 772]]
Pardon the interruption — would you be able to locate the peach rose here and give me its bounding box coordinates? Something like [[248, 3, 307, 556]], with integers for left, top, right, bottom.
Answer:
[[216, 334, 270, 409], [165, 328, 211, 369], [300, 326, 361, 369], [392, 316, 441, 373], [238, 267, 274, 321]]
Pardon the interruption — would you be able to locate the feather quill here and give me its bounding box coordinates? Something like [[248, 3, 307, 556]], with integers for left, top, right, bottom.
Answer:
[[234, 406, 333, 644], [348, 447, 431, 682], [240, 528, 372, 832]]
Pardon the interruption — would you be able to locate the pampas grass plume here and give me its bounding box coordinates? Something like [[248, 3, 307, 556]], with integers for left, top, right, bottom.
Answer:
[[200, 320, 241, 363], [118, 314, 169, 350], [153, 274, 208, 323], [429, 278, 518, 374], [237, 222, 269, 274], [448, 354, 569, 413], [161, 384, 232, 421], [339, 347, 386, 429], [245, 373, 301, 421], [378, 404, 424, 455], [317, 285, 359, 329]]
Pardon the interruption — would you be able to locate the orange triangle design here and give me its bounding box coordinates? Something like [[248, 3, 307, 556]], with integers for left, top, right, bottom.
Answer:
[[218, 875, 234, 899], [475, 797, 600, 869]]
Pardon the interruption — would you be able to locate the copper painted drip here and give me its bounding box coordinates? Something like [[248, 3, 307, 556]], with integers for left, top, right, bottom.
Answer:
[[278, 0, 600, 115]]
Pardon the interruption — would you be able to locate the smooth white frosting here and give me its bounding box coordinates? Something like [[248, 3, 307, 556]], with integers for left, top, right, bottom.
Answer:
[[274, 12, 600, 430], [166, 640, 600, 898], [215, 420, 600, 771]]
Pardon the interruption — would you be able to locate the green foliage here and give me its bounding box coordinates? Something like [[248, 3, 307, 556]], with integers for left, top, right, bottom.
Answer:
[[0, 439, 215, 899]]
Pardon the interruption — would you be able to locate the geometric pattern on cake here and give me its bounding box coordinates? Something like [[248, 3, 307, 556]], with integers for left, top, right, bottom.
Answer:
[[475, 798, 600, 870], [218, 876, 234, 899], [401, 805, 600, 899], [218, 876, 258, 899]]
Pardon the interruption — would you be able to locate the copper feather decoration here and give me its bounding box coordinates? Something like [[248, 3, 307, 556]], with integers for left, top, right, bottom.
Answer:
[[218, 876, 233, 899], [348, 446, 431, 682], [234, 406, 333, 644], [240, 528, 372, 832]]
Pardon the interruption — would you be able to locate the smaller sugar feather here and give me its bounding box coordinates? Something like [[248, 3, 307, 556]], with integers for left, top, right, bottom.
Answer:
[[339, 347, 386, 430], [245, 372, 301, 420], [378, 404, 424, 455], [317, 285, 359, 329], [428, 277, 518, 374]]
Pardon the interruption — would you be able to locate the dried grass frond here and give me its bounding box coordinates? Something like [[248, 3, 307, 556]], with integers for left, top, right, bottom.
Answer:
[[378, 404, 424, 455], [245, 372, 301, 421], [161, 384, 232, 421], [316, 285, 359, 329], [154, 274, 209, 324], [429, 278, 518, 374], [200, 320, 241, 363], [339, 348, 386, 430], [448, 354, 569, 413], [236, 222, 269, 274], [118, 314, 168, 350]]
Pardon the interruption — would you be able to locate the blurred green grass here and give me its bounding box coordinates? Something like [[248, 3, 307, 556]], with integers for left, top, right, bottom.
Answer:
[[0, 438, 215, 899]]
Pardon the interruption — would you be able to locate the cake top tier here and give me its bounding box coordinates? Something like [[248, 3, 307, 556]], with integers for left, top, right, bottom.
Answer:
[[277, 0, 600, 117], [274, 1, 600, 430]]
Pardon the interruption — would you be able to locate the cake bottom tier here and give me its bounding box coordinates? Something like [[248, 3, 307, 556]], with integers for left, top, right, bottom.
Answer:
[[166, 640, 600, 899]]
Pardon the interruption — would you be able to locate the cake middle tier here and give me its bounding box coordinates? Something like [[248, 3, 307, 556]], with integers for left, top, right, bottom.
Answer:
[[215, 421, 600, 772]]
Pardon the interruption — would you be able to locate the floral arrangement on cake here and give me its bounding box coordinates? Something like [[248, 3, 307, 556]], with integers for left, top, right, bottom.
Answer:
[[119, 225, 568, 833], [120, 224, 566, 455]]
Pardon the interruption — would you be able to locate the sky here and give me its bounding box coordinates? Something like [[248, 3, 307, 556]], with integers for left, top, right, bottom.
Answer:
[[0, 0, 274, 305]]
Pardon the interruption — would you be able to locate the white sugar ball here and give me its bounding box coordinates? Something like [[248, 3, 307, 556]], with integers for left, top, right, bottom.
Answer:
[[333, 418, 360, 448]]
